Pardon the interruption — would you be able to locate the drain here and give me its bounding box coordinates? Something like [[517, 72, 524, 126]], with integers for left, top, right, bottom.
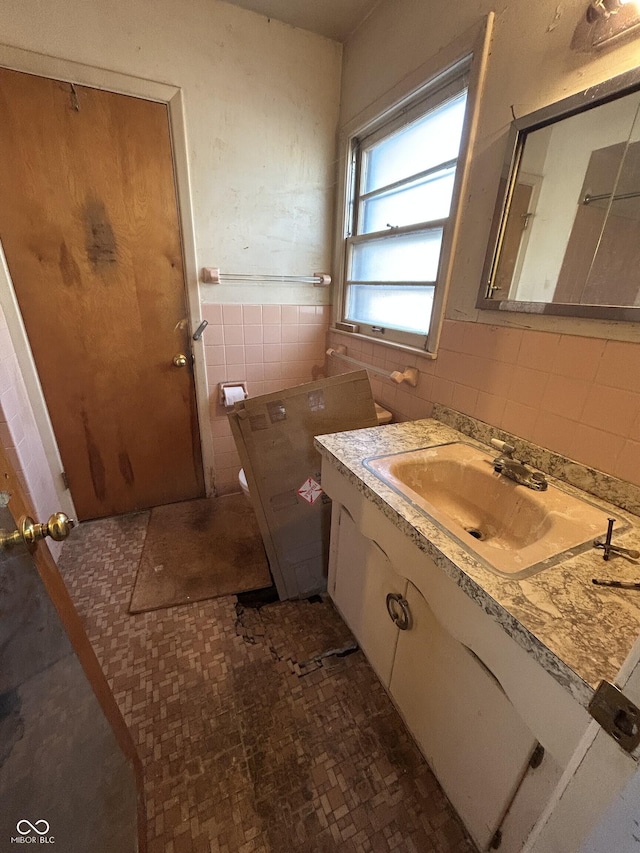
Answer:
[[466, 527, 484, 540]]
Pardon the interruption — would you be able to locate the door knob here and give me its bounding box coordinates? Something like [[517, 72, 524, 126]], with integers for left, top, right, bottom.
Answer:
[[0, 512, 76, 551], [173, 354, 188, 367]]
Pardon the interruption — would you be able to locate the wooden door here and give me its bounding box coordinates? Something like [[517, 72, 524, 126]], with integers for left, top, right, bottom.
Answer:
[[0, 67, 205, 520], [0, 440, 145, 850]]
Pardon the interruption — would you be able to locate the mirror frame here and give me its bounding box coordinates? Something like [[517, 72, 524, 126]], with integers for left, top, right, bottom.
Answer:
[[477, 65, 640, 322]]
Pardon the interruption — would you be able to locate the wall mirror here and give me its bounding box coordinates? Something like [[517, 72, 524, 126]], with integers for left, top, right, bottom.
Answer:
[[478, 66, 640, 321]]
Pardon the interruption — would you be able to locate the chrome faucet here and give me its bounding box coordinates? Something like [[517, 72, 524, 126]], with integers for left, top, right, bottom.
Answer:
[[491, 439, 548, 491]]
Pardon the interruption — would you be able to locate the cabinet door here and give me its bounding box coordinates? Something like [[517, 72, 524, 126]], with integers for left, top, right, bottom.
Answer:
[[332, 505, 406, 687], [390, 582, 537, 851]]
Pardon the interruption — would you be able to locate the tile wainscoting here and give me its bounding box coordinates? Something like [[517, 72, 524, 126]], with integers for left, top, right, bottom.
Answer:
[[202, 303, 331, 494], [201, 309, 639, 494], [327, 320, 640, 488]]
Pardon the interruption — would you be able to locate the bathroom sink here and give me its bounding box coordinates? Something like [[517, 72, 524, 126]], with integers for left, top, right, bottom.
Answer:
[[364, 442, 618, 578]]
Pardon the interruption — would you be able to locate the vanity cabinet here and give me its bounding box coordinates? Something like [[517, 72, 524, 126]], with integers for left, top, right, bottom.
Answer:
[[323, 461, 583, 853], [390, 581, 537, 850], [331, 504, 406, 687]]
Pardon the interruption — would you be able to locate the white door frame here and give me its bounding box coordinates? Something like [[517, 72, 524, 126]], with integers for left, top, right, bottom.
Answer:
[[0, 44, 215, 517]]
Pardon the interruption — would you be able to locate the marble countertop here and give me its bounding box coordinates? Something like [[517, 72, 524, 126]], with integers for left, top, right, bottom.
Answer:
[[315, 417, 640, 709]]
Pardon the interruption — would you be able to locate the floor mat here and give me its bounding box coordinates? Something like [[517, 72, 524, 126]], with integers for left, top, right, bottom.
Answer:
[[129, 494, 272, 613]]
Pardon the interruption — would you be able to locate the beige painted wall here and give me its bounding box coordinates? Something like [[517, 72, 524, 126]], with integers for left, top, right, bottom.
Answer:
[[0, 0, 341, 307], [339, 0, 640, 342]]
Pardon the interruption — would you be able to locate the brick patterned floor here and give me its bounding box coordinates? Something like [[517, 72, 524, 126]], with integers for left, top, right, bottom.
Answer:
[[58, 513, 475, 853]]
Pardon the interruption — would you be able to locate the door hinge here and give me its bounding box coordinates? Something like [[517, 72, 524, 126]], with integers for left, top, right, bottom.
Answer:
[[61, 471, 70, 490], [588, 680, 640, 753]]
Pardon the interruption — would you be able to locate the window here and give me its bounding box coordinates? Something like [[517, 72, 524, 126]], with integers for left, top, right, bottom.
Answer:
[[341, 60, 471, 350]]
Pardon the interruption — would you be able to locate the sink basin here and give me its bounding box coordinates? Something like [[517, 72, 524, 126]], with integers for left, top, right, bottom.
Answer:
[[364, 442, 618, 578]]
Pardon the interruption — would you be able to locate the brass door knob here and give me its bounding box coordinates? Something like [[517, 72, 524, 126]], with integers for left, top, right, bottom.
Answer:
[[0, 512, 76, 551], [173, 353, 188, 368]]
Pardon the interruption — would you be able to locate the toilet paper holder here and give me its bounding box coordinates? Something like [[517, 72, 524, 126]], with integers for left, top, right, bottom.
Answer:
[[219, 381, 248, 407]]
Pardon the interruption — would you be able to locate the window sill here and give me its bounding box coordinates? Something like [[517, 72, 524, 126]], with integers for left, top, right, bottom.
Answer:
[[329, 326, 437, 360]]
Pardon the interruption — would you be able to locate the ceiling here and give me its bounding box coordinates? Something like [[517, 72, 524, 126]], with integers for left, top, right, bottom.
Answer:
[[221, 0, 383, 42]]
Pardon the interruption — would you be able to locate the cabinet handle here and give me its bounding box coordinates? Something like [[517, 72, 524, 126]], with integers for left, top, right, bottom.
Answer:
[[386, 593, 411, 630]]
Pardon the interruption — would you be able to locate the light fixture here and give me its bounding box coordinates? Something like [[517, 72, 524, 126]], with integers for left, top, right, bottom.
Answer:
[[584, 0, 640, 46], [587, 0, 636, 22]]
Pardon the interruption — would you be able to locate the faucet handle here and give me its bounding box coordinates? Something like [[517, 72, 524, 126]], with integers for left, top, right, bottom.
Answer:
[[490, 438, 515, 456]]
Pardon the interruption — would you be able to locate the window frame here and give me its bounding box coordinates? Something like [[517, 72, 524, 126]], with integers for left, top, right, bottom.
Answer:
[[332, 19, 492, 356], [342, 61, 469, 350]]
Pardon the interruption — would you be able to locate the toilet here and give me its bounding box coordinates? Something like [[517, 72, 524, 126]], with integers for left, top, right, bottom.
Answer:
[[237, 402, 392, 499]]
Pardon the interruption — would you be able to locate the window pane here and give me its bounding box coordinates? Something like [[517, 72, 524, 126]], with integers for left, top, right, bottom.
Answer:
[[360, 168, 456, 234], [363, 92, 467, 194], [350, 229, 443, 282], [347, 285, 434, 334]]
